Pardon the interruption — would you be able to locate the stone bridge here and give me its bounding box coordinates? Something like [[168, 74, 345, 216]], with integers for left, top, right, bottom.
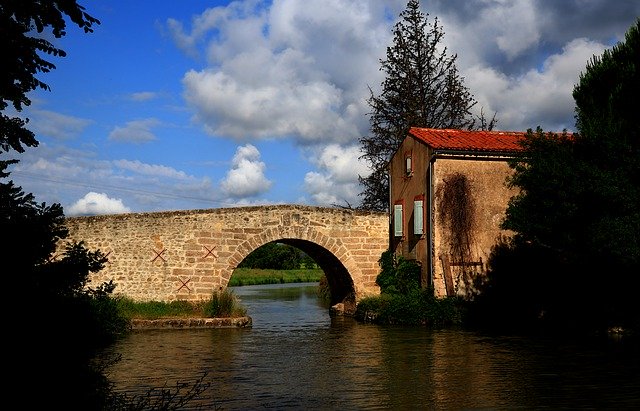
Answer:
[[62, 205, 389, 312]]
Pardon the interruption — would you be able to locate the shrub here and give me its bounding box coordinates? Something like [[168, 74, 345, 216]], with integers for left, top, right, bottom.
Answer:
[[355, 288, 464, 326], [204, 289, 246, 318], [375, 250, 421, 295]]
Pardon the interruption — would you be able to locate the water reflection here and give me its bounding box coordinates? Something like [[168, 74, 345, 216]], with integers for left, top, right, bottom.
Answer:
[[103, 283, 640, 409]]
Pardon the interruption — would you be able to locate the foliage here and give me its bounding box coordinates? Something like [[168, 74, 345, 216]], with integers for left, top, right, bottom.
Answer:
[[117, 290, 247, 319], [473, 19, 640, 333], [238, 242, 307, 270], [229, 267, 324, 286], [0, 0, 99, 153], [358, 0, 485, 211], [1, 2, 215, 408], [117, 298, 207, 320], [375, 249, 421, 295], [357, 249, 464, 326], [355, 289, 464, 326], [205, 289, 247, 318], [103, 373, 217, 411]]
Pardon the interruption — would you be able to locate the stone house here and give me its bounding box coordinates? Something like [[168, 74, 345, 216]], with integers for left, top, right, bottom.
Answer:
[[388, 127, 526, 298]]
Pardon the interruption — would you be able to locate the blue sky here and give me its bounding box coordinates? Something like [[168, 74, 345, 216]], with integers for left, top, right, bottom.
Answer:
[[6, 0, 639, 215]]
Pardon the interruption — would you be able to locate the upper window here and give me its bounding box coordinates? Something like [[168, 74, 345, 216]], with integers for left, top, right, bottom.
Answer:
[[404, 151, 413, 176]]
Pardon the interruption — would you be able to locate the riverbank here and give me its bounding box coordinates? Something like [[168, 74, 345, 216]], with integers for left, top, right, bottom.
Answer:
[[229, 268, 324, 286], [130, 316, 252, 329]]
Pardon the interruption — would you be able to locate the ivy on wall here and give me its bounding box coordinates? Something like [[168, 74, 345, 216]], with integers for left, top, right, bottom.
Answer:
[[437, 172, 478, 294]]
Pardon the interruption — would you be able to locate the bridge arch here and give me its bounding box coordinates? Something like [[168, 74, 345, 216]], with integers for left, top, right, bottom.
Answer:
[[224, 226, 366, 309], [61, 205, 388, 310]]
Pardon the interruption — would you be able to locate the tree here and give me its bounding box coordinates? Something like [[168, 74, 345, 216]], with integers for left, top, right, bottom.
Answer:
[[358, 0, 482, 211], [476, 19, 640, 333], [0, 3, 130, 407], [0, 0, 99, 154], [239, 242, 303, 270]]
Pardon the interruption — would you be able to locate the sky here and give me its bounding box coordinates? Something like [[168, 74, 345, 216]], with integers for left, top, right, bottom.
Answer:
[[6, 0, 639, 216]]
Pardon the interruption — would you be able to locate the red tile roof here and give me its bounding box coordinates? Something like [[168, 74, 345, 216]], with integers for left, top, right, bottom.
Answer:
[[409, 127, 526, 153]]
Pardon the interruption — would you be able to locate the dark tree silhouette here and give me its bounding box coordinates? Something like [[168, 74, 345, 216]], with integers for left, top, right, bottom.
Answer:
[[473, 19, 640, 333], [0, 0, 99, 153]]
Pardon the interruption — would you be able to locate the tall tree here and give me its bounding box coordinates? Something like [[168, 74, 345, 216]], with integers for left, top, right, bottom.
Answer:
[[477, 19, 640, 332], [358, 0, 480, 211], [504, 18, 639, 270], [0, 3, 129, 407]]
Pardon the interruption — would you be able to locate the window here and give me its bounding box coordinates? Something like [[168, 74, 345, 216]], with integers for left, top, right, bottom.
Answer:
[[414, 196, 424, 235], [394, 201, 404, 237], [404, 151, 413, 176]]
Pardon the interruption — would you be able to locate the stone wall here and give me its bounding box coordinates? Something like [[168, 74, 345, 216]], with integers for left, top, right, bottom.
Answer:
[[61, 205, 388, 305]]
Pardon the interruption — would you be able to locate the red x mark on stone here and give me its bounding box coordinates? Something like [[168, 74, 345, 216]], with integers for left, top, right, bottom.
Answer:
[[151, 249, 166, 262], [203, 245, 218, 259], [177, 277, 191, 292]]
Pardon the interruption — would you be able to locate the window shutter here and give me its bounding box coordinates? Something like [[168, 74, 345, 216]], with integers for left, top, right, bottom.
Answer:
[[394, 203, 403, 237], [414, 199, 423, 235]]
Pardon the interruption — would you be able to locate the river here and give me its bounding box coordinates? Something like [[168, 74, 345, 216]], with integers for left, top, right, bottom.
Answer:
[[103, 283, 640, 409]]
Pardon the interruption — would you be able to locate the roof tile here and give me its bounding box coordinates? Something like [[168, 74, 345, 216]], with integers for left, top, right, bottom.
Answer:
[[409, 127, 526, 153]]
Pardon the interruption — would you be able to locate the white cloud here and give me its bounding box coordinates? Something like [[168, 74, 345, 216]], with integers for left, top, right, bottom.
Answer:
[[28, 109, 92, 140], [173, 0, 399, 144], [303, 144, 371, 206], [129, 91, 159, 102], [9, 144, 221, 213], [66, 192, 131, 216], [108, 118, 161, 143], [221, 144, 272, 198], [113, 159, 190, 179], [465, 38, 608, 132]]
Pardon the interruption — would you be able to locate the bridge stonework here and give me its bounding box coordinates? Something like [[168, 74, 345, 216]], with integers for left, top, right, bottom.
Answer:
[[62, 205, 388, 311]]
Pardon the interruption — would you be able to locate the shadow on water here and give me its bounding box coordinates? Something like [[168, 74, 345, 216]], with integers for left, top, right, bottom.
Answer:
[[102, 283, 640, 409]]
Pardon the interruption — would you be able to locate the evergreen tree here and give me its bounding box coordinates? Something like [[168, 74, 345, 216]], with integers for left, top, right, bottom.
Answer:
[[358, 0, 481, 211], [476, 19, 640, 333]]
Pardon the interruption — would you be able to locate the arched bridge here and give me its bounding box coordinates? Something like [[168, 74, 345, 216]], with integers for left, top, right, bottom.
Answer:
[[62, 205, 389, 312]]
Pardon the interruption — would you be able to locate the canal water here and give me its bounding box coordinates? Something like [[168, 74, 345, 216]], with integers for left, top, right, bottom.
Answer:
[[103, 283, 640, 409]]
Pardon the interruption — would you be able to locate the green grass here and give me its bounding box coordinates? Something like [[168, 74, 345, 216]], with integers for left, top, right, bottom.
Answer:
[[115, 270, 325, 320], [229, 268, 324, 286], [116, 289, 247, 319]]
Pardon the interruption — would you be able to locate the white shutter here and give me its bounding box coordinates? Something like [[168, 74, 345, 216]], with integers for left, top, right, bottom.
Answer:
[[414, 199, 424, 235], [394, 204, 403, 237]]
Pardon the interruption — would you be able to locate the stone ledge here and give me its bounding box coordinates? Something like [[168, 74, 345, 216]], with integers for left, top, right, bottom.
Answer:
[[130, 316, 252, 330]]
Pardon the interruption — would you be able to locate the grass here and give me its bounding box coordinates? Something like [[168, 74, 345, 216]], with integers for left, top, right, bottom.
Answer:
[[229, 268, 324, 286], [116, 289, 247, 320], [115, 269, 326, 320]]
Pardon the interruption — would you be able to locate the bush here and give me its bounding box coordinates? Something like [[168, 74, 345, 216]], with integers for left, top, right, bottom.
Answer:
[[355, 288, 464, 326], [375, 250, 421, 295], [204, 289, 246, 318]]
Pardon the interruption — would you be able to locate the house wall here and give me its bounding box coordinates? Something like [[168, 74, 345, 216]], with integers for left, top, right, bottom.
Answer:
[[388, 136, 431, 287], [389, 139, 519, 298], [431, 158, 518, 297]]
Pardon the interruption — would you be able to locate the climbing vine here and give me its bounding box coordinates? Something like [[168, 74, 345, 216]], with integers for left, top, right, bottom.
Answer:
[[437, 172, 477, 293]]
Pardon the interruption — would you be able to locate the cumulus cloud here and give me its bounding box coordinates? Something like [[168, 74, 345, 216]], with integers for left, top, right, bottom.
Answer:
[[108, 118, 161, 143], [221, 144, 272, 198], [66, 192, 131, 216], [466, 38, 608, 131], [303, 144, 371, 206], [172, 0, 400, 144]]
